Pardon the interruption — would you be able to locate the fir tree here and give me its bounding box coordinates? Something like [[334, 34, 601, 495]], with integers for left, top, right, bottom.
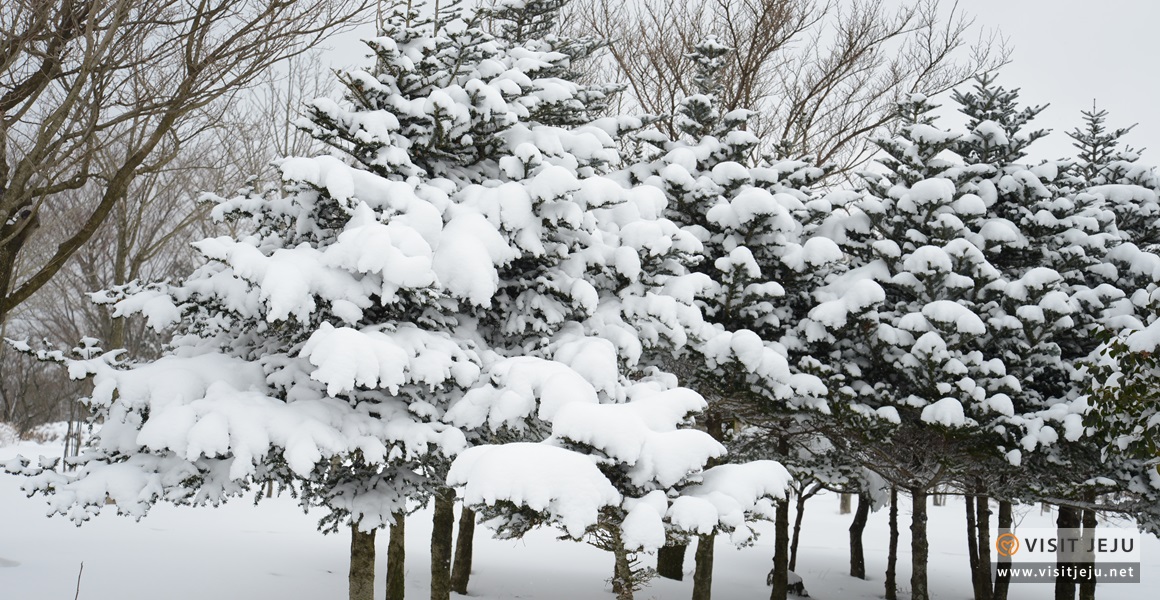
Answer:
[[816, 94, 1021, 600], [1064, 103, 1160, 251], [5, 4, 724, 600], [624, 37, 843, 600]]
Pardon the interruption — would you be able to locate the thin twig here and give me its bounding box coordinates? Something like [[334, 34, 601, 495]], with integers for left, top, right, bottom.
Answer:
[[74, 561, 83, 600]]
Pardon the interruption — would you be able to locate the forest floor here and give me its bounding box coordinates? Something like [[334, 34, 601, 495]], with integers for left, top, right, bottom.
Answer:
[[2, 435, 1158, 600]]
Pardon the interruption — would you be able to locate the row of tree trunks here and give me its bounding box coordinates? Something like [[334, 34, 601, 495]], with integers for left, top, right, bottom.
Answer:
[[358, 493, 476, 600], [965, 488, 995, 600], [1053, 499, 1099, 600], [363, 486, 1042, 600]]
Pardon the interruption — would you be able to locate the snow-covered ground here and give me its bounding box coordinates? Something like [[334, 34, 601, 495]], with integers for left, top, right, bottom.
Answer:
[[2, 438, 1157, 600]]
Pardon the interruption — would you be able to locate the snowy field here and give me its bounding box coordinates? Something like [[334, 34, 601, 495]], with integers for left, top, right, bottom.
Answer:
[[2, 438, 1158, 600]]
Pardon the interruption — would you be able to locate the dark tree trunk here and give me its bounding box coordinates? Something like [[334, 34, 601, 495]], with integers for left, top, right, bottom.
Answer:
[[966, 493, 982, 599], [849, 492, 870, 579], [1055, 505, 1080, 600], [770, 497, 790, 600], [656, 544, 687, 581], [911, 487, 930, 600], [692, 533, 715, 600], [976, 493, 994, 600], [1079, 496, 1097, 600], [612, 532, 635, 600], [886, 486, 899, 600], [350, 524, 377, 600], [387, 511, 406, 600], [966, 491, 996, 600], [993, 500, 1012, 600], [431, 488, 456, 600], [789, 488, 809, 571], [451, 506, 475, 595]]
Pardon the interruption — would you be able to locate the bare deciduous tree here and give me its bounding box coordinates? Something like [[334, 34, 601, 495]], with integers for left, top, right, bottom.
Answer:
[[0, 0, 372, 324], [572, 0, 1008, 174], [2, 46, 337, 441]]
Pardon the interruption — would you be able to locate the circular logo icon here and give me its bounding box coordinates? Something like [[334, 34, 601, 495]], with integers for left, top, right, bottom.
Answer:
[[996, 532, 1020, 557]]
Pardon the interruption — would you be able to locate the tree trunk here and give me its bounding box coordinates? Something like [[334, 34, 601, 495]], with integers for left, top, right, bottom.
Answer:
[[885, 486, 899, 600], [840, 492, 852, 514], [692, 533, 715, 600], [350, 524, 377, 600], [976, 493, 994, 600], [770, 497, 789, 600], [849, 492, 870, 579], [431, 488, 455, 600], [656, 544, 687, 581], [1079, 496, 1097, 600], [911, 487, 930, 600], [451, 506, 475, 595], [789, 488, 809, 571], [966, 493, 982, 599], [612, 533, 635, 600], [993, 500, 1012, 600], [387, 511, 406, 600], [1055, 505, 1080, 600]]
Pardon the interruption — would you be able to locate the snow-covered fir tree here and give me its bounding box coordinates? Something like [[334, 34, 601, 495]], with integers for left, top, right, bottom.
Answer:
[[618, 37, 845, 600], [6, 4, 795, 600], [813, 93, 1027, 600], [1063, 104, 1160, 252], [948, 75, 1102, 600]]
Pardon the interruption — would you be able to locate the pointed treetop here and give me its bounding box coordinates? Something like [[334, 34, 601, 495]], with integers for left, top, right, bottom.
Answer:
[[951, 73, 1049, 167], [1068, 101, 1140, 184]]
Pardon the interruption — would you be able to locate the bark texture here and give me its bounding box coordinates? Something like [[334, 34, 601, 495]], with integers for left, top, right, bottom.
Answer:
[[789, 489, 808, 570], [849, 492, 870, 579], [611, 535, 635, 600], [350, 524, 376, 600], [1054, 505, 1080, 600], [993, 500, 1012, 600], [692, 533, 715, 600], [769, 498, 789, 600], [1079, 500, 1097, 600], [431, 488, 456, 600], [886, 487, 898, 600], [451, 506, 475, 595], [911, 487, 929, 600], [386, 511, 406, 600], [656, 544, 687, 581], [966, 493, 982, 598], [976, 494, 994, 600]]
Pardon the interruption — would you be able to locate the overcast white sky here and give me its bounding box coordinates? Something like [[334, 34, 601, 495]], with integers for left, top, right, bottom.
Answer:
[[327, 0, 1157, 164], [922, 0, 1156, 161]]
